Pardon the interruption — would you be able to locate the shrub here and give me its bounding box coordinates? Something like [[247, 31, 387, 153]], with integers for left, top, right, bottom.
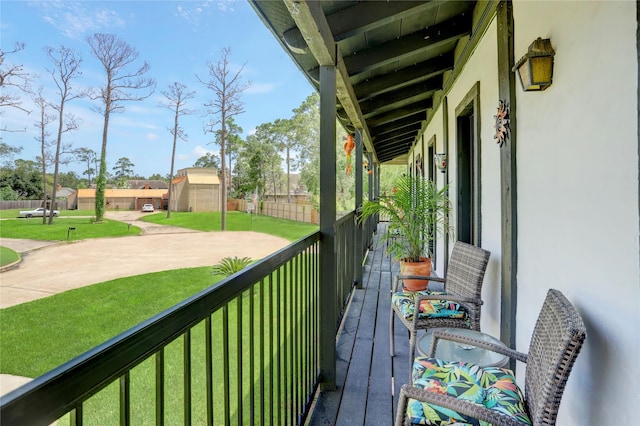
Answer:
[[211, 256, 253, 276]]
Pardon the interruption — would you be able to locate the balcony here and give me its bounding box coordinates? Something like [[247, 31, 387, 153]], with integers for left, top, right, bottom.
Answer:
[[308, 224, 409, 425], [1, 212, 395, 425]]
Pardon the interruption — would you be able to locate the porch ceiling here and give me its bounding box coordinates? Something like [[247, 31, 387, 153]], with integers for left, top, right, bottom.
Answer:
[[249, 0, 476, 165]]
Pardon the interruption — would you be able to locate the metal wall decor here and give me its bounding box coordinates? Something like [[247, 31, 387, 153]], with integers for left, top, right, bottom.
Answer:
[[494, 100, 510, 147], [434, 153, 447, 173]]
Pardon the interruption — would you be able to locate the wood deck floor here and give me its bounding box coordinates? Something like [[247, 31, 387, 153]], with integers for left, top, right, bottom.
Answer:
[[308, 224, 415, 425]]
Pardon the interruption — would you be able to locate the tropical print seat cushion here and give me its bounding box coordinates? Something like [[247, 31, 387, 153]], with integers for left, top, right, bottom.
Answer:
[[406, 357, 532, 425], [392, 291, 467, 321]]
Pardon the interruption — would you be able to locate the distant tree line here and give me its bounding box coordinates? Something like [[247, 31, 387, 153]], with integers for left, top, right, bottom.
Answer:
[[1, 35, 367, 224]]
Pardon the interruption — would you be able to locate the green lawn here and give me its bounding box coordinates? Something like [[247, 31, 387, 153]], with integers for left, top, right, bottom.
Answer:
[[0, 267, 219, 377], [0, 267, 245, 424], [1, 265, 308, 424], [0, 210, 317, 242], [0, 217, 141, 240], [0, 246, 19, 266], [0, 209, 318, 423], [143, 211, 318, 241]]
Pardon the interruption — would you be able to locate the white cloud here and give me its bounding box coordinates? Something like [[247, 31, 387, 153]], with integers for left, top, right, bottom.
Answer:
[[217, 1, 235, 13], [40, 2, 126, 40], [192, 145, 215, 156], [174, 1, 215, 26], [245, 82, 278, 95]]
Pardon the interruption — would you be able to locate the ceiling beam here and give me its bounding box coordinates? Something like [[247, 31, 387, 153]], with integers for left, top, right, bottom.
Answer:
[[353, 53, 453, 100], [370, 112, 425, 136], [328, 1, 440, 41], [365, 99, 432, 125], [282, 1, 440, 52], [375, 138, 416, 161], [375, 135, 416, 151], [359, 77, 441, 114], [372, 124, 422, 144], [283, 0, 377, 162], [343, 14, 472, 76], [283, 0, 335, 66]]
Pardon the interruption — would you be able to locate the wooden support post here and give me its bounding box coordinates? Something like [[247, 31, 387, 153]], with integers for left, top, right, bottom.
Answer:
[[497, 0, 518, 370], [368, 153, 374, 202], [319, 64, 337, 390], [442, 96, 450, 275], [355, 129, 364, 289]]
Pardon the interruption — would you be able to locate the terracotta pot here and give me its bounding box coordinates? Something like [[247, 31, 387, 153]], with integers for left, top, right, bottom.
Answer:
[[400, 257, 432, 291]]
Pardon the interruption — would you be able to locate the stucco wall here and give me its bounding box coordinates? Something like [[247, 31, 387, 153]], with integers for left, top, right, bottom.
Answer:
[[188, 184, 220, 212], [173, 180, 189, 212], [513, 1, 639, 423], [410, 1, 639, 423], [445, 18, 502, 336], [419, 107, 447, 274], [415, 18, 503, 336]]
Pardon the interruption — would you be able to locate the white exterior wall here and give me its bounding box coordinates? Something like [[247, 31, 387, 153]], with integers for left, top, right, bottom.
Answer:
[[445, 19, 502, 337], [410, 1, 639, 423], [415, 19, 503, 336], [514, 2, 639, 423], [421, 106, 447, 275]]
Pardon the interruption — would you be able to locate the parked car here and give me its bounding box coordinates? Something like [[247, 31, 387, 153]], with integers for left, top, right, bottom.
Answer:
[[18, 207, 59, 218], [141, 204, 155, 212]]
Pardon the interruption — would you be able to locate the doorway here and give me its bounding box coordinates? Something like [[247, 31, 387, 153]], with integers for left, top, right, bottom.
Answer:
[[455, 83, 481, 246]]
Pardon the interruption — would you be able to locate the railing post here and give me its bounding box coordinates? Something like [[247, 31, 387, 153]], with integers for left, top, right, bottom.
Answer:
[[319, 64, 337, 391], [355, 128, 364, 289], [367, 153, 376, 245], [368, 153, 374, 203]]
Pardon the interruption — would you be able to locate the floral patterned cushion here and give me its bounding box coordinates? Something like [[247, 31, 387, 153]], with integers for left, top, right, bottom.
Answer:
[[406, 358, 532, 425], [392, 291, 467, 320]]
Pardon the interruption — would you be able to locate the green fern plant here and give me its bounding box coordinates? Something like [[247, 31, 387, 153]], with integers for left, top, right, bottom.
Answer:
[[211, 256, 253, 276]]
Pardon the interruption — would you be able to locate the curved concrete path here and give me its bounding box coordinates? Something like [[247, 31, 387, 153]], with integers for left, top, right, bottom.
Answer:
[[0, 211, 291, 396], [0, 211, 290, 308]]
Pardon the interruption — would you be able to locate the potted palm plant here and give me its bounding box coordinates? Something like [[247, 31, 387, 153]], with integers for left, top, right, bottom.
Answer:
[[359, 174, 452, 291]]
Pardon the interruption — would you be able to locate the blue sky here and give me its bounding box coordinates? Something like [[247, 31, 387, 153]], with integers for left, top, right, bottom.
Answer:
[[1, 0, 315, 178]]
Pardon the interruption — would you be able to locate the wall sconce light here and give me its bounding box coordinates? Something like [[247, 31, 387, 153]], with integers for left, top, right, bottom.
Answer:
[[512, 38, 555, 91], [434, 153, 447, 173]]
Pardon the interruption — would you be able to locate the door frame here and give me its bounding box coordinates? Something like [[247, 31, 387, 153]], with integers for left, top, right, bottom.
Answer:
[[455, 81, 482, 247]]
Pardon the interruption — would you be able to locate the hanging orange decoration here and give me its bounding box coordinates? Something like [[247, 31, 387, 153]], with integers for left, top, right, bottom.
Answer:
[[343, 134, 355, 175], [363, 159, 373, 175]]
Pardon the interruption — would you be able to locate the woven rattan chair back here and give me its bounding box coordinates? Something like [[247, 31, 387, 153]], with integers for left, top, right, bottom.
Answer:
[[390, 241, 491, 363], [443, 241, 491, 330], [524, 289, 587, 425]]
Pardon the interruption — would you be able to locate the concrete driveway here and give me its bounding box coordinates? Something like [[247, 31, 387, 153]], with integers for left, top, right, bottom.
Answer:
[[0, 211, 290, 309]]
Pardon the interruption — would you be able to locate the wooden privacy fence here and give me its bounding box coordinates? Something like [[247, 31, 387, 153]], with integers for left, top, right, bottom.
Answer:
[[0, 200, 68, 210], [234, 200, 318, 224]]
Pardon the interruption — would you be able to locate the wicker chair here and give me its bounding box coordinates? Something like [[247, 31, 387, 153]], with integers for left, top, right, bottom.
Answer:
[[390, 241, 491, 362], [395, 289, 587, 426]]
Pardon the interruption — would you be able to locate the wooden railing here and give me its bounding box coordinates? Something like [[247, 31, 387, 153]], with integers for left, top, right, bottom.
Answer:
[[0, 211, 373, 425]]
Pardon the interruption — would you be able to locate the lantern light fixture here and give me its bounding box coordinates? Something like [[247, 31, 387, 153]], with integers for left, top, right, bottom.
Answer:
[[434, 153, 447, 173], [513, 38, 555, 91]]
